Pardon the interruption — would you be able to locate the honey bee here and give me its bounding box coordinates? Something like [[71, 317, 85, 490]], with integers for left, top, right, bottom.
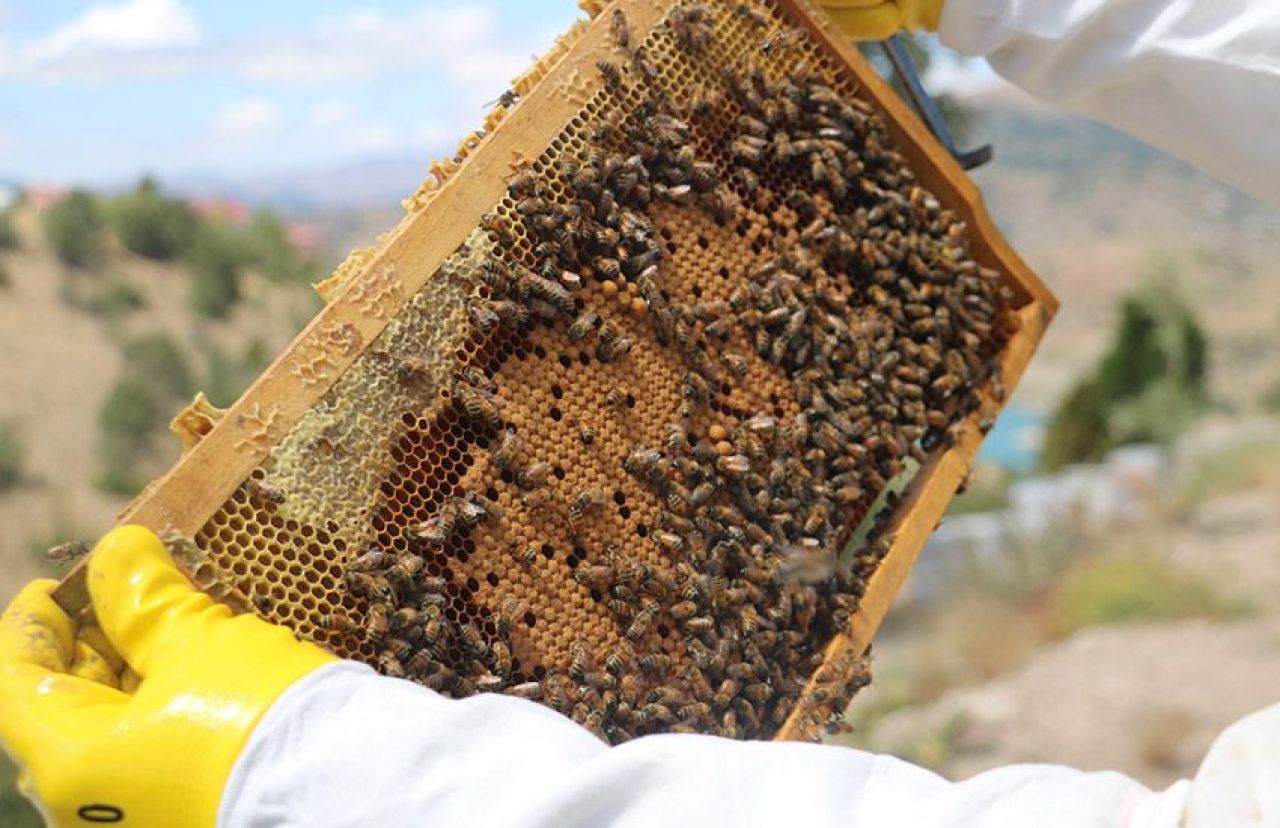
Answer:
[[731, 134, 767, 164], [596, 59, 623, 88], [578, 422, 596, 445], [734, 3, 768, 26], [407, 513, 450, 545], [511, 541, 541, 564], [45, 540, 89, 564], [479, 258, 511, 291], [568, 488, 607, 523], [459, 365, 496, 394], [346, 572, 393, 602], [567, 311, 599, 343], [506, 681, 543, 700], [631, 47, 658, 82], [405, 649, 435, 677], [490, 641, 513, 678], [456, 497, 490, 527], [365, 603, 390, 643], [605, 387, 632, 414], [668, 3, 714, 52], [452, 380, 503, 429], [479, 211, 513, 243], [349, 547, 392, 572], [457, 622, 486, 657], [690, 87, 725, 116], [483, 89, 520, 109], [247, 478, 286, 505], [323, 610, 359, 634], [516, 461, 553, 489], [491, 428, 521, 470], [653, 530, 687, 554], [669, 600, 699, 620], [715, 454, 751, 476], [598, 335, 633, 363], [637, 652, 672, 672], [377, 650, 406, 678], [625, 604, 657, 642], [388, 554, 425, 588], [519, 490, 553, 510]]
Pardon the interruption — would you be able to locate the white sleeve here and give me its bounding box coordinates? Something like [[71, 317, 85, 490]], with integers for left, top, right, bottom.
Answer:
[[938, 0, 1280, 208], [219, 661, 1185, 827]]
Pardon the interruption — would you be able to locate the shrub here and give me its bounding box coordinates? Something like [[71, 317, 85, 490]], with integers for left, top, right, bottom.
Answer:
[[1051, 551, 1245, 635], [246, 210, 323, 284], [0, 208, 19, 249], [186, 223, 243, 318], [0, 420, 24, 491], [122, 332, 195, 401], [1261, 380, 1280, 413], [42, 190, 105, 269], [96, 376, 165, 496], [60, 277, 146, 318], [1041, 377, 1110, 471], [110, 177, 197, 261], [98, 376, 163, 456], [1041, 277, 1209, 471]]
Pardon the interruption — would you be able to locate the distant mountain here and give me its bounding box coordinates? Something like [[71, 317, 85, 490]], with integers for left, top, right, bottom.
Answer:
[[169, 151, 445, 216]]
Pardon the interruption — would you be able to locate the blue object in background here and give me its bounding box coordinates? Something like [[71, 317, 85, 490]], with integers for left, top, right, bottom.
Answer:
[[977, 406, 1044, 474]]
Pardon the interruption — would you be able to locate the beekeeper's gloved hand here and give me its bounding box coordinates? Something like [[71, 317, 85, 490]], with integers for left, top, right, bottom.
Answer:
[[0, 526, 335, 827], [819, 0, 943, 41]]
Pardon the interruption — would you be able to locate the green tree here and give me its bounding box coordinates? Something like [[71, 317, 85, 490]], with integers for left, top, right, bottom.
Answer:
[[1041, 276, 1210, 471], [1040, 378, 1111, 472], [186, 222, 244, 318], [0, 208, 20, 249], [0, 419, 24, 491], [247, 209, 321, 284], [95, 376, 164, 495], [122, 332, 195, 400], [110, 177, 197, 261], [42, 190, 105, 269]]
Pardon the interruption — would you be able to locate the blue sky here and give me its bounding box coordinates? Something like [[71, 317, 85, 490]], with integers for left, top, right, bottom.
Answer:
[[0, 0, 580, 185], [0, 1, 993, 188]]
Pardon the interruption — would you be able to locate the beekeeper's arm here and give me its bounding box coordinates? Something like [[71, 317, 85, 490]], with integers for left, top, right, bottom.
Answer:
[[823, 0, 1280, 207], [0, 526, 1256, 827]]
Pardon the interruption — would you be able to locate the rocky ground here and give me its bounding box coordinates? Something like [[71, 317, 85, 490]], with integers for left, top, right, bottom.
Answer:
[[837, 480, 1280, 789]]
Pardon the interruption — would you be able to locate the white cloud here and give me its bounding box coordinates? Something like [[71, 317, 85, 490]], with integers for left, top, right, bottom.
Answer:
[[0, 1, 529, 101], [235, 6, 497, 89], [342, 122, 398, 155], [0, 0, 200, 80], [213, 98, 281, 138], [309, 99, 355, 127]]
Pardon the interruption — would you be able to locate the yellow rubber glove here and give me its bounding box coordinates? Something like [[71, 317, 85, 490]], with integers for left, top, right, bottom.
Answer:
[[820, 0, 945, 41], [0, 525, 336, 827]]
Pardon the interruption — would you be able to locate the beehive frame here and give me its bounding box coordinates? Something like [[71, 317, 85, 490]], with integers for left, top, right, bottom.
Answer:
[[55, 0, 1055, 742]]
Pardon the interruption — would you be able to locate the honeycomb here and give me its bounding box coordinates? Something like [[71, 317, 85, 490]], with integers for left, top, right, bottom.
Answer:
[[57, 0, 1053, 744]]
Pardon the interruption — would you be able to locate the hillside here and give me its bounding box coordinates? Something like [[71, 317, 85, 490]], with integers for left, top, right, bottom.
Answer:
[[0, 202, 321, 601], [968, 91, 1280, 411]]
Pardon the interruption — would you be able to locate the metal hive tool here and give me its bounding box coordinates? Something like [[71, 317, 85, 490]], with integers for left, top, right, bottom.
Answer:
[[55, 0, 1056, 743]]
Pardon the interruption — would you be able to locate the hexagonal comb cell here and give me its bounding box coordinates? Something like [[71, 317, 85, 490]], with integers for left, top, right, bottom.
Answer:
[[57, 0, 1054, 747]]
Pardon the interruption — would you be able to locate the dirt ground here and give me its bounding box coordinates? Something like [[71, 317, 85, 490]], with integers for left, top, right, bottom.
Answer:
[[842, 489, 1280, 789]]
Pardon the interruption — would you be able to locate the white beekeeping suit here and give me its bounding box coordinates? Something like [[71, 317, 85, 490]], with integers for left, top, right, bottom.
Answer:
[[939, 0, 1280, 208]]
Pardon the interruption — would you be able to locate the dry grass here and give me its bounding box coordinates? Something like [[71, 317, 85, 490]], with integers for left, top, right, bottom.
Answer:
[[1050, 550, 1248, 636]]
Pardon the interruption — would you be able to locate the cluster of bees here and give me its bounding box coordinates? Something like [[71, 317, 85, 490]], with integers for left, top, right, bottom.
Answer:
[[331, 4, 1012, 742]]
